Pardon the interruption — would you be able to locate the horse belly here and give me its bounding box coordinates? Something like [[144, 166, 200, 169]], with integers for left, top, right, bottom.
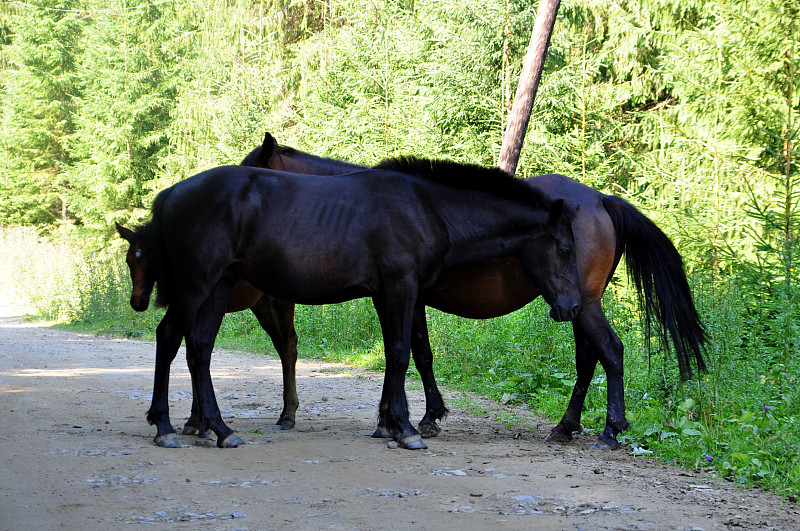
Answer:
[[240, 256, 377, 305], [424, 258, 539, 319]]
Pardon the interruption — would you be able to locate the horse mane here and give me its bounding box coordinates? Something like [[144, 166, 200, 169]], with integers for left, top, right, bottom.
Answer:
[[146, 187, 174, 308], [239, 145, 265, 167], [375, 156, 549, 207]]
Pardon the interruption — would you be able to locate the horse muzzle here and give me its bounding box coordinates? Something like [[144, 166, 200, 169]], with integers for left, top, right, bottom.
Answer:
[[130, 296, 150, 312], [549, 301, 580, 322]]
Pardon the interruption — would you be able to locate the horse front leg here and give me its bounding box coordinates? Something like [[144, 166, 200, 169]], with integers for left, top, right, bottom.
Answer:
[[373, 294, 426, 450], [147, 310, 184, 447], [371, 306, 448, 439], [250, 295, 299, 430], [550, 303, 627, 450], [547, 319, 596, 444]]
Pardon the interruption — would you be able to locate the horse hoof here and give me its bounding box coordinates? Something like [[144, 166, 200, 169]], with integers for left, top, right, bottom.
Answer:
[[154, 433, 181, 448], [545, 425, 573, 444], [277, 419, 295, 431], [397, 434, 427, 450], [218, 433, 244, 448], [591, 436, 619, 451], [418, 421, 441, 438], [371, 426, 391, 439]]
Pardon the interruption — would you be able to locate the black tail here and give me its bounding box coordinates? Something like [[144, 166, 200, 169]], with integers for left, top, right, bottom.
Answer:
[[602, 195, 708, 380]]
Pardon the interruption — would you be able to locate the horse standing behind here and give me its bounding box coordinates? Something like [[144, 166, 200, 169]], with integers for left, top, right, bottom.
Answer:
[[237, 133, 708, 450]]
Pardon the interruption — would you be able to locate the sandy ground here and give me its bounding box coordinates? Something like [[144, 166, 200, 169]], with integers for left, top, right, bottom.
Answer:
[[0, 296, 797, 530]]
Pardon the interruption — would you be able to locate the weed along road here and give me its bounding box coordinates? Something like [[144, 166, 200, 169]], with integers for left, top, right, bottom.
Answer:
[[0, 302, 796, 529]]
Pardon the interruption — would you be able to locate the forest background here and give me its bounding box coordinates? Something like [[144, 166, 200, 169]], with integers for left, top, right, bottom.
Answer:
[[1, 0, 799, 498]]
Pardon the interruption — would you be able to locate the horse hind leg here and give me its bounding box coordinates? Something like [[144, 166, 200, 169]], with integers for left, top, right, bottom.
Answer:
[[184, 284, 244, 449], [185, 341, 242, 448], [181, 374, 211, 438], [411, 309, 448, 438], [250, 295, 300, 430], [182, 303, 231, 439], [593, 327, 628, 451], [550, 304, 627, 450], [372, 295, 427, 450]]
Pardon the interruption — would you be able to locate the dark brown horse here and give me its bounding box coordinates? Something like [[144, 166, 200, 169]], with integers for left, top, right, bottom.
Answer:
[[117, 160, 581, 449], [235, 133, 708, 450], [113, 230, 298, 436]]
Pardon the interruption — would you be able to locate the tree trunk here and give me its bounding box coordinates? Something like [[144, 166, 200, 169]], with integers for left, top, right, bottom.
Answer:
[[497, 0, 561, 175]]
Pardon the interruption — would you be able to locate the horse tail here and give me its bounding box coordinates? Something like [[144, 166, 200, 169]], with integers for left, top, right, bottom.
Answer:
[[149, 187, 174, 308], [602, 195, 708, 380]]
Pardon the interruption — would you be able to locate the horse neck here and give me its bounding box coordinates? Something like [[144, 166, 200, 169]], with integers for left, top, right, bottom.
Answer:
[[277, 151, 364, 175], [440, 197, 549, 265]]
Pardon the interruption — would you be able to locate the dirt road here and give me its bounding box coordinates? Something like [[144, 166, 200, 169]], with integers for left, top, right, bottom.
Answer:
[[0, 300, 796, 530]]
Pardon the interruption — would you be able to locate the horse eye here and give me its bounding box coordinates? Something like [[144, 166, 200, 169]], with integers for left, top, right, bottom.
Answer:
[[135, 249, 143, 259]]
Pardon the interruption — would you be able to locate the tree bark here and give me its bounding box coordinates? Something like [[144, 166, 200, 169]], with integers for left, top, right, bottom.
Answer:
[[497, 0, 561, 175]]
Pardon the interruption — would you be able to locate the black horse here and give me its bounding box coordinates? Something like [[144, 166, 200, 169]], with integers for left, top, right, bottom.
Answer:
[[234, 133, 708, 450], [118, 160, 581, 449]]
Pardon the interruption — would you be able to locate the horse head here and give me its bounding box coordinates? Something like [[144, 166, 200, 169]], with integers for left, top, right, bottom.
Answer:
[[115, 222, 156, 312], [520, 199, 581, 322]]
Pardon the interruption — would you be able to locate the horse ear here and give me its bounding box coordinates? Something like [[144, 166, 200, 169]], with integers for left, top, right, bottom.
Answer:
[[115, 222, 134, 242], [260, 132, 277, 163], [548, 198, 565, 226]]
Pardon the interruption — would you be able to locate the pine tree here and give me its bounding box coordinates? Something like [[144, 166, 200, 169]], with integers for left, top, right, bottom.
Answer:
[[0, 0, 84, 227], [67, 0, 189, 231]]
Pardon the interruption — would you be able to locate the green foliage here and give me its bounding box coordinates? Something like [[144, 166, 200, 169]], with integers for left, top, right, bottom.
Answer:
[[163, 1, 291, 176], [68, 0, 191, 232], [0, 0, 85, 226], [284, 0, 532, 165]]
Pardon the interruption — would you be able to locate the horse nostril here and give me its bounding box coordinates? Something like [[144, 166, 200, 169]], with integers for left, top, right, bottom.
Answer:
[[550, 302, 580, 322]]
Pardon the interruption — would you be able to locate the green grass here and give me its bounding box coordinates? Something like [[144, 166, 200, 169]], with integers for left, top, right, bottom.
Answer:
[[3, 225, 800, 498]]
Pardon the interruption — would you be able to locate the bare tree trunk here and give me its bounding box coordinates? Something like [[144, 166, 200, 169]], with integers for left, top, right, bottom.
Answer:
[[497, 0, 561, 175]]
